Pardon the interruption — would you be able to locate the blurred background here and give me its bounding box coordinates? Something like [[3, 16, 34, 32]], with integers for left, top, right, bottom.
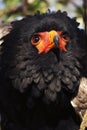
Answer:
[[0, 0, 86, 29]]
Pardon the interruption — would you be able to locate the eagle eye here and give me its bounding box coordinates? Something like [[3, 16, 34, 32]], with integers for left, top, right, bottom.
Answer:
[[31, 34, 40, 44], [61, 32, 69, 41]]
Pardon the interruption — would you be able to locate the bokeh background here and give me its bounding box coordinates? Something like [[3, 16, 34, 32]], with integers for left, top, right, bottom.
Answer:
[[0, 0, 86, 29]]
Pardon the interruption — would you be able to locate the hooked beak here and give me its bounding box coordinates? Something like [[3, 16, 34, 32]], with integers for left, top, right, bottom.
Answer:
[[39, 30, 59, 53], [53, 35, 59, 47]]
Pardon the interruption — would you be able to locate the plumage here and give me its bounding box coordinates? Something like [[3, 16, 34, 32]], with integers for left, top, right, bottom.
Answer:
[[0, 10, 87, 130]]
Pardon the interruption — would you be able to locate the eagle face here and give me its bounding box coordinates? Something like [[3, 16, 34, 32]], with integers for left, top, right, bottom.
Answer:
[[1, 11, 83, 104]]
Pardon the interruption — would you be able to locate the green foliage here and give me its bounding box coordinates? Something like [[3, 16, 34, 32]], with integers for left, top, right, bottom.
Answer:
[[0, 0, 49, 22], [4, 0, 20, 7], [0, 0, 85, 28]]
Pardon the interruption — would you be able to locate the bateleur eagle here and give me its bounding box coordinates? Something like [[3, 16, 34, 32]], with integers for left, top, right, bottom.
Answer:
[[0, 10, 87, 130]]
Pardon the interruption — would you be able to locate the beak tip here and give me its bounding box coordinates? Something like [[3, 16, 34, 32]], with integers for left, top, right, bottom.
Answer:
[[53, 35, 59, 47]]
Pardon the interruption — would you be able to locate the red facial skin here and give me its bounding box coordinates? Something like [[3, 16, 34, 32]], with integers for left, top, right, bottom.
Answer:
[[31, 30, 69, 54]]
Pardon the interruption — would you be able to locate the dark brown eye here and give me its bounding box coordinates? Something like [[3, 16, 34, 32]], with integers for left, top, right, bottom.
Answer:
[[31, 34, 40, 43], [61, 32, 69, 41]]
